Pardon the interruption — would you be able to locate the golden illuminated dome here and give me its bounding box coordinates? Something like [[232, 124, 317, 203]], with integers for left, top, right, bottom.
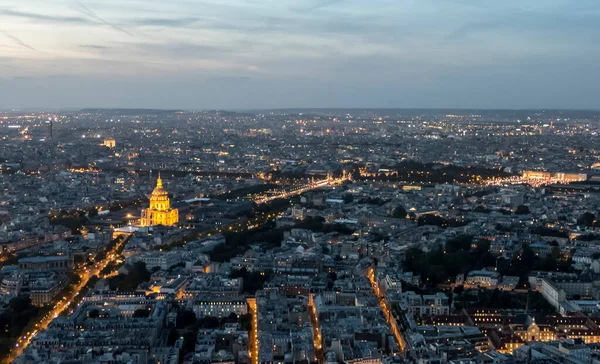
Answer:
[[140, 172, 179, 227], [151, 174, 168, 198]]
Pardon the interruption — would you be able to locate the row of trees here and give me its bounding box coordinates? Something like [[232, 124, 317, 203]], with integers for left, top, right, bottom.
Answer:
[[453, 288, 555, 315], [0, 297, 43, 356], [209, 221, 283, 262], [403, 236, 576, 288], [210, 209, 355, 262], [50, 210, 89, 234], [229, 268, 272, 294], [362, 161, 513, 183], [404, 236, 494, 287], [417, 214, 468, 228], [295, 216, 355, 235], [216, 183, 279, 201], [578, 212, 599, 227], [107, 262, 151, 291]]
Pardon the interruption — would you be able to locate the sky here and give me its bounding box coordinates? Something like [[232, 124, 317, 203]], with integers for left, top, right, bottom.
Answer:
[[0, 0, 599, 110]]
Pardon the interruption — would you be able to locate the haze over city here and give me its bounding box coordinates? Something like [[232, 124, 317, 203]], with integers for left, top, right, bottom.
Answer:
[[2, 0, 600, 109]]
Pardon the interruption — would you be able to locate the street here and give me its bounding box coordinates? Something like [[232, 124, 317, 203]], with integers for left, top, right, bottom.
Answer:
[[4, 238, 127, 363]]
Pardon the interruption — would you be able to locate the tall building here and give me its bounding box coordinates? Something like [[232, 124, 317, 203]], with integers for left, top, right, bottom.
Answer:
[[45, 119, 53, 142], [140, 174, 178, 227]]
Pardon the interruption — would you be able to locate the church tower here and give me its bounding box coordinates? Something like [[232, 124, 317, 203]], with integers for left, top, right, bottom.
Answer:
[[140, 173, 179, 226]]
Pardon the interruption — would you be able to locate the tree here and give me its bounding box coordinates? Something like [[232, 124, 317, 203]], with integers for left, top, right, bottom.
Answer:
[[176, 310, 197, 329], [230, 268, 272, 293], [88, 309, 100, 318], [0, 295, 39, 353], [520, 245, 537, 269], [576, 233, 600, 241], [95, 251, 106, 262], [198, 317, 220, 328], [108, 262, 151, 291], [391, 206, 407, 218], [418, 214, 467, 228], [342, 194, 354, 204], [132, 308, 150, 318], [578, 212, 596, 227], [225, 312, 238, 323], [453, 285, 464, 295], [474, 240, 491, 255], [496, 257, 511, 274], [473, 205, 490, 213], [296, 216, 325, 231], [515, 205, 530, 215], [239, 313, 252, 332], [101, 262, 117, 276], [167, 328, 179, 346], [9, 296, 33, 313], [182, 331, 197, 353], [445, 235, 473, 254]]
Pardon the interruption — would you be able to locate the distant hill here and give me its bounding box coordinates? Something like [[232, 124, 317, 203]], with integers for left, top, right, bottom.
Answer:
[[80, 108, 183, 115]]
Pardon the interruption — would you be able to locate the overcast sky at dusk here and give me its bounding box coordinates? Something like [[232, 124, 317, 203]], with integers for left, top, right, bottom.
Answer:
[[1, 0, 599, 110]]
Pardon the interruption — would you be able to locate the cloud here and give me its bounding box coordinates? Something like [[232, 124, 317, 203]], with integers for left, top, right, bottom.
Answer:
[[79, 44, 109, 50], [434, 0, 494, 10], [444, 21, 496, 41], [0, 57, 20, 70], [2, 31, 38, 51], [72, 1, 133, 36], [131, 17, 200, 27], [292, 0, 345, 12], [0, 0, 599, 109], [0, 8, 91, 24], [443, 8, 600, 43]]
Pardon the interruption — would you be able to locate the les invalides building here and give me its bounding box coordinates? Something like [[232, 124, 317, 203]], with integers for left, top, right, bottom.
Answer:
[[140, 174, 179, 226]]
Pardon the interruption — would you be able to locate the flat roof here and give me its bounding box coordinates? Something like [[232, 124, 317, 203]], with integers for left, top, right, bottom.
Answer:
[[19, 256, 70, 263], [185, 197, 211, 203]]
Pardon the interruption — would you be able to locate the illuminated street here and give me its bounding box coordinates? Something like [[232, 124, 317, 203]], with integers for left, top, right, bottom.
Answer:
[[308, 294, 324, 362], [367, 267, 406, 354], [254, 177, 347, 205], [4, 238, 127, 364], [247, 298, 259, 364]]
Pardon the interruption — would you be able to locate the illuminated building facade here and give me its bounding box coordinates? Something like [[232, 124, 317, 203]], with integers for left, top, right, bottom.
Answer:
[[140, 174, 179, 227], [522, 170, 587, 183], [103, 138, 116, 148]]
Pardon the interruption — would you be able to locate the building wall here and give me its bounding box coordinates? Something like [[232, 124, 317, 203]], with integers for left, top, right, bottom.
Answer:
[[193, 299, 248, 318]]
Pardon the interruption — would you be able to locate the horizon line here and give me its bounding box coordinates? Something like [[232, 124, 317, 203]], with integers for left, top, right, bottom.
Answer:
[[2, 107, 600, 113]]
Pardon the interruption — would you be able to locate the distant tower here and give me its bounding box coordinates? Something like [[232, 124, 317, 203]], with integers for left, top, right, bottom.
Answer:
[[46, 119, 53, 142]]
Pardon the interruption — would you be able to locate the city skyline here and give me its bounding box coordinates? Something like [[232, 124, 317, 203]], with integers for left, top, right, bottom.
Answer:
[[3, 108, 600, 363], [2, 0, 600, 109], [5, 2, 600, 361]]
